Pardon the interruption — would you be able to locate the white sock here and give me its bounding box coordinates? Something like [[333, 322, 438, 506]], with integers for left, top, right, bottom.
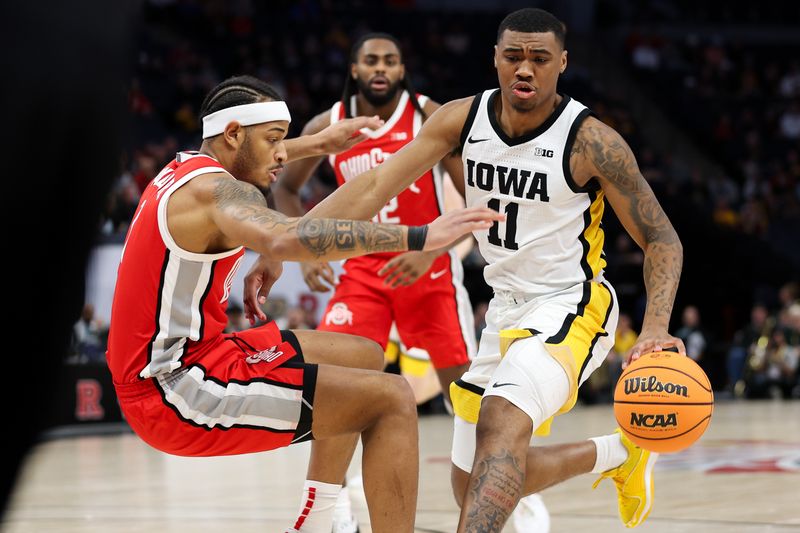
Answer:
[[589, 433, 628, 474], [333, 485, 353, 519], [287, 480, 341, 533]]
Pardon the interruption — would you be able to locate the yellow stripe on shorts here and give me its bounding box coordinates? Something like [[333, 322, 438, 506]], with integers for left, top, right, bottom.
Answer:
[[384, 340, 400, 365], [494, 283, 613, 436], [540, 281, 614, 434], [450, 379, 484, 424], [399, 352, 432, 377]]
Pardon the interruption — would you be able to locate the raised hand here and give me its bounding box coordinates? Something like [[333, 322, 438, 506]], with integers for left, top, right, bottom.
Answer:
[[314, 115, 384, 154]]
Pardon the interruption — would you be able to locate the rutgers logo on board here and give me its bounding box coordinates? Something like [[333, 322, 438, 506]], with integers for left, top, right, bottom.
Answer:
[[75, 379, 105, 421], [325, 302, 353, 326]]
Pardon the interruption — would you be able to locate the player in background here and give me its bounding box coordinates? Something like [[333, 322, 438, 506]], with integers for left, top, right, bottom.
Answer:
[[273, 33, 475, 409], [271, 33, 548, 532], [106, 75, 502, 533], [286, 9, 686, 532]]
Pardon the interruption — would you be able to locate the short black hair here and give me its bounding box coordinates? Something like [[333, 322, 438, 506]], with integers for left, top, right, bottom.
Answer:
[[341, 32, 427, 120], [497, 8, 566, 48], [349, 32, 403, 63], [199, 75, 282, 119]]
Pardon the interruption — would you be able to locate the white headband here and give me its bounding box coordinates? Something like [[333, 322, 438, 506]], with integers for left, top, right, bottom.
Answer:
[[202, 101, 292, 139]]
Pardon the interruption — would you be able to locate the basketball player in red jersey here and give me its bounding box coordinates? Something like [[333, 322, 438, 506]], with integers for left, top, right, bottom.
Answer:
[[273, 33, 475, 404], [271, 33, 548, 533], [105, 75, 502, 533]]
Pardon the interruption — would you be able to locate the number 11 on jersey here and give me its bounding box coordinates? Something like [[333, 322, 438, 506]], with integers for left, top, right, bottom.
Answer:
[[487, 198, 519, 250]]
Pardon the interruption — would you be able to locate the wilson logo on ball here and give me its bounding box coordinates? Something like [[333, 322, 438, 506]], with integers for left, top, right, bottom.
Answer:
[[624, 375, 688, 397], [630, 412, 678, 428]]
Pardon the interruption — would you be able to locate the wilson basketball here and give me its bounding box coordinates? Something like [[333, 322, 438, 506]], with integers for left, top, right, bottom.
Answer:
[[614, 351, 713, 453]]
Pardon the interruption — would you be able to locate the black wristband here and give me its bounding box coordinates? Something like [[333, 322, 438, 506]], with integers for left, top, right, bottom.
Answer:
[[407, 225, 428, 251]]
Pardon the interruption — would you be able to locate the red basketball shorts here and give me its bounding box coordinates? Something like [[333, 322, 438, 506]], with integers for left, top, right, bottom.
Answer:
[[318, 252, 476, 369], [114, 322, 316, 457]]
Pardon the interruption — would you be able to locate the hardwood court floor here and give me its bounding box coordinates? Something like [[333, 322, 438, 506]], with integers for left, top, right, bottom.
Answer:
[[3, 400, 799, 532]]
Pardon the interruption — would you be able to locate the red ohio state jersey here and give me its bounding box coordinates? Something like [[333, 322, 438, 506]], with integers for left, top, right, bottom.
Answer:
[[328, 91, 446, 259], [107, 152, 245, 384]]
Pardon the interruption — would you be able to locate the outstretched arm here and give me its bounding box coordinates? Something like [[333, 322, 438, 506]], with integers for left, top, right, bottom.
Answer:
[[307, 97, 473, 221], [576, 117, 685, 364], [282, 114, 383, 163], [210, 175, 501, 262]]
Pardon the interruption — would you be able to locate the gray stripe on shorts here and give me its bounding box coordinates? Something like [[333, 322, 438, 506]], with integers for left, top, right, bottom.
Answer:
[[164, 368, 301, 430]]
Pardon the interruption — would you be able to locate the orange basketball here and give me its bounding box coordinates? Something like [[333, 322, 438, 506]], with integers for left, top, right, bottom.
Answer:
[[613, 351, 713, 453]]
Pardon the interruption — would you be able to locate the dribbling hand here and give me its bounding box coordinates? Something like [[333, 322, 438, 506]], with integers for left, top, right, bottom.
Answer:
[[623, 328, 687, 369]]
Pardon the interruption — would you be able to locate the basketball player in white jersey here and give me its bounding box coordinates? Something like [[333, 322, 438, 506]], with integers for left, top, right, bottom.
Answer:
[[270, 33, 548, 532], [277, 8, 686, 532]]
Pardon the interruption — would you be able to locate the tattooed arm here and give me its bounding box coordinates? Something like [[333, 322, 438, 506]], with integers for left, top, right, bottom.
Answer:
[[210, 175, 501, 262], [211, 176, 408, 261], [574, 116, 686, 364]]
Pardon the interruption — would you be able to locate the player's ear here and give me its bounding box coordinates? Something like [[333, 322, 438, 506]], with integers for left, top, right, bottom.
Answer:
[[493, 45, 498, 68], [350, 63, 358, 81], [223, 121, 243, 148], [560, 50, 568, 74]]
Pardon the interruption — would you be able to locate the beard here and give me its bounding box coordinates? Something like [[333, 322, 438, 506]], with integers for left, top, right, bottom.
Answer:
[[356, 77, 402, 107], [230, 136, 270, 197]]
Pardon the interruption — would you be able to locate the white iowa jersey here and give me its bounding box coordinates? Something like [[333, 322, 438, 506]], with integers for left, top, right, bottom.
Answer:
[[461, 90, 606, 296]]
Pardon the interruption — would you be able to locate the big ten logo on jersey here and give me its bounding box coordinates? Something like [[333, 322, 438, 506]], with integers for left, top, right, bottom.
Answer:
[[152, 166, 176, 199], [338, 147, 394, 182]]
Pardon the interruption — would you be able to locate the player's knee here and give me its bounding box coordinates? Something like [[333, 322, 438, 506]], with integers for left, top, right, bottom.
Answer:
[[352, 336, 385, 371], [382, 374, 417, 417], [475, 397, 532, 447]]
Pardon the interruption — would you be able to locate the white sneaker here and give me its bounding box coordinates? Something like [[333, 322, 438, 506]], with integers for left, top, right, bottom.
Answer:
[[331, 512, 359, 533], [511, 493, 550, 533]]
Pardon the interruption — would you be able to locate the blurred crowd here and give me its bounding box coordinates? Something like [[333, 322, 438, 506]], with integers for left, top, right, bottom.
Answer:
[[625, 30, 800, 267], [82, 0, 798, 403]]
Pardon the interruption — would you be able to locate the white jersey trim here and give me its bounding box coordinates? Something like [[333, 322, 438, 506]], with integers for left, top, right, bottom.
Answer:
[[349, 90, 410, 139], [157, 168, 244, 263]]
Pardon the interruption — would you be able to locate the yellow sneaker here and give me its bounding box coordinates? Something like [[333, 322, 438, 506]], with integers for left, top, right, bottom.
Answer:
[[592, 429, 658, 528]]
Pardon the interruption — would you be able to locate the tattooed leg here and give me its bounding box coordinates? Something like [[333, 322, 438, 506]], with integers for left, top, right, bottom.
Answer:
[[452, 440, 598, 506], [457, 397, 532, 533], [462, 450, 525, 533]]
